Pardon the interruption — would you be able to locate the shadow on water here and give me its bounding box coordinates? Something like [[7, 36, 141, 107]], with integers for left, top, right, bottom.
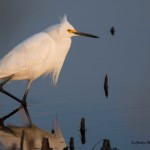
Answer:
[[0, 107, 67, 150]]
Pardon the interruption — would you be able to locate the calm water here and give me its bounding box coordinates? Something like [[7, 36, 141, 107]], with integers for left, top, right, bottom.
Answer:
[[0, 1, 150, 150]]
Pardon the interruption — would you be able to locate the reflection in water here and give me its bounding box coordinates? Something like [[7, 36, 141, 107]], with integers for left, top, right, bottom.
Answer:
[[0, 107, 67, 150]]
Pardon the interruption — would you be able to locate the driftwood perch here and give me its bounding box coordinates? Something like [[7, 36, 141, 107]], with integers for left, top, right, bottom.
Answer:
[[0, 122, 66, 150]]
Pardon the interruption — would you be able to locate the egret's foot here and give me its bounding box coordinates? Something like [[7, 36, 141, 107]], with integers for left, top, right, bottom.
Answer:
[[23, 106, 33, 127], [20, 100, 32, 127], [21, 100, 28, 108], [0, 118, 4, 126], [0, 84, 4, 92]]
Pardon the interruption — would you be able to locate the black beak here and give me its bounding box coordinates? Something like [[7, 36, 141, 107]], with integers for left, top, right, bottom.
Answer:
[[74, 31, 99, 38]]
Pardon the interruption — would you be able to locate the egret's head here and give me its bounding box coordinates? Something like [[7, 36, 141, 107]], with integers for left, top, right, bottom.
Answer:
[[59, 15, 99, 38]]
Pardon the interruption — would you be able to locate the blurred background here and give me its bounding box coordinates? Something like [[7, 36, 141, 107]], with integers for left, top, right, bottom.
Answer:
[[0, 0, 150, 149]]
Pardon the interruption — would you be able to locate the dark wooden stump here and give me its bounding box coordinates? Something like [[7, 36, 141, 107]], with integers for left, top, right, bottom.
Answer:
[[80, 118, 86, 144], [41, 137, 51, 150], [101, 139, 111, 150], [69, 137, 74, 150], [20, 130, 25, 150]]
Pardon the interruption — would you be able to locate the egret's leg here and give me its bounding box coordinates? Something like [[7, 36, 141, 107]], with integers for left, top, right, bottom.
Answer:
[[0, 75, 23, 105], [0, 106, 23, 125], [22, 80, 32, 103], [0, 74, 14, 86], [0, 76, 33, 127], [21, 80, 33, 127], [23, 106, 32, 127]]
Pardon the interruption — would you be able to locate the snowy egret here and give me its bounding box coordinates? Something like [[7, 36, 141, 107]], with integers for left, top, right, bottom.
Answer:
[[0, 15, 99, 125]]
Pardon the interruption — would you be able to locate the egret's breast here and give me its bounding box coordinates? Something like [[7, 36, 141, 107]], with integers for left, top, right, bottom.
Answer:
[[46, 38, 72, 84]]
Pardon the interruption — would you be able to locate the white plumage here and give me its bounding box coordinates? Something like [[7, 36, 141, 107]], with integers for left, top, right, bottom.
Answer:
[[0, 16, 73, 85]]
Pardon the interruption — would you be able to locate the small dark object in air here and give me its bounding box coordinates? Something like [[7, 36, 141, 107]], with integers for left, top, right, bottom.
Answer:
[[104, 74, 108, 98], [80, 118, 86, 144], [110, 26, 115, 35]]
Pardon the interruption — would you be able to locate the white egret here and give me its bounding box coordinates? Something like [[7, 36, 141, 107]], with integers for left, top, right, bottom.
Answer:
[[0, 15, 99, 125]]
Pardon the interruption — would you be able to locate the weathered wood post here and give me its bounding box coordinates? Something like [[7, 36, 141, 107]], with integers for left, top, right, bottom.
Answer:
[[41, 137, 51, 150], [20, 130, 25, 150], [63, 146, 69, 150], [69, 137, 74, 150], [101, 139, 111, 150], [80, 118, 85, 131], [80, 117, 86, 144]]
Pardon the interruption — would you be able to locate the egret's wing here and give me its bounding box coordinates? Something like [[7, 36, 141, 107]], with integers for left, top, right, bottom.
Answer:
[[0, 32, 54, 79]]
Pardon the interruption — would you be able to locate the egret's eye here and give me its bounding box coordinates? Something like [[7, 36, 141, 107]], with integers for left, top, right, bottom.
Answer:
[[67, 29, 72, 33], [67, 29, 76, 33]]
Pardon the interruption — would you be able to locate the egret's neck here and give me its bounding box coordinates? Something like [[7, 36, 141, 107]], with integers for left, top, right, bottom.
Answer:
[[44, 25, 61, 41]]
